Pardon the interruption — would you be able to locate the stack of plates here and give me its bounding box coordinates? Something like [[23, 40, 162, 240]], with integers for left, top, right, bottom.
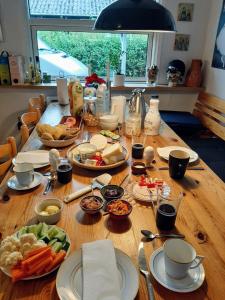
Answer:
[[157, 146, 198, 163]]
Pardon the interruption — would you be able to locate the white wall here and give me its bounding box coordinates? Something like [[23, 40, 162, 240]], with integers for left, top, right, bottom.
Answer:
[[158, 0, 210, 84], [0, 0, 31, 57], [202, 0, 225, 99]]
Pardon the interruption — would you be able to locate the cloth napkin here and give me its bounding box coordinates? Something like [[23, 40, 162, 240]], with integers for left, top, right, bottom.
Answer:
[[15, 152, 49, 164], [82, 240, 121, 300]]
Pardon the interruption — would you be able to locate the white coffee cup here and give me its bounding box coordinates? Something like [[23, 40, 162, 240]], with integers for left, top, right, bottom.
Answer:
[[13, 163, 34, 186], [164, 239, 204, 279]]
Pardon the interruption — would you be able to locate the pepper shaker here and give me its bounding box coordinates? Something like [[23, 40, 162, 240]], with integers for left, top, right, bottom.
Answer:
[[143, 146, 154, 167]]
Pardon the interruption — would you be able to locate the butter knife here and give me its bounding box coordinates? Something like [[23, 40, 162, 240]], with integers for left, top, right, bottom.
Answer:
[[138, 242, 155, 300]]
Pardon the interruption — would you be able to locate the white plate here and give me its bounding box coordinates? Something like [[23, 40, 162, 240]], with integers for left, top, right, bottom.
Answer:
[[7, 172, 44, 191], [13, 150, 50, 169], [150, 247, 205, 293], [131, 182, 171, 203], [157, 146, 199, 163], [1, 226, 71, 280], [56, 248, 139, 300]]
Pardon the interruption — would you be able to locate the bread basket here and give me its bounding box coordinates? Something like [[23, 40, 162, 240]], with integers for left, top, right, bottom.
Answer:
[[40, 131, 80, 148]]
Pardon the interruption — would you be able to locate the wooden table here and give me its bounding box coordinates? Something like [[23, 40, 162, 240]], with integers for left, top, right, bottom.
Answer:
[[0, 103, 225, 300]]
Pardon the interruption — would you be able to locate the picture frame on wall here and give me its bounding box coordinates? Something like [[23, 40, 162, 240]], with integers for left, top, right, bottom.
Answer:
[[177, 3, 194, 22], [212, 0, 225, 70], [174, 34, 190, 51]]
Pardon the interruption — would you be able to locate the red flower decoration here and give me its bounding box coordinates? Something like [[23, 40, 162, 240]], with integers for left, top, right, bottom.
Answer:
[[85, 73, 106, 86]]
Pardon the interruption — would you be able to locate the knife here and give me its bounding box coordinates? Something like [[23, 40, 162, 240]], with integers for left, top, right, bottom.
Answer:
[[138, 242, 155, 300]]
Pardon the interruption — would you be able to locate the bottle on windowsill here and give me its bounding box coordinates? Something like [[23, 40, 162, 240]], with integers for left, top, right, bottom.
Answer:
[[28, 57, 35, 84], [34, 56, 42, 84]]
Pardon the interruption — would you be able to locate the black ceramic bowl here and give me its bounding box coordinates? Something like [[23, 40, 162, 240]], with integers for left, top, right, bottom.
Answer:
[[100, 185, 124, 202], [106, 199, 132, 220], [80, 195, 104, 215]]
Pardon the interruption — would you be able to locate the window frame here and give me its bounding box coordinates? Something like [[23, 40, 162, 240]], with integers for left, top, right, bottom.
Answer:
[[29, 13, 153, 82]]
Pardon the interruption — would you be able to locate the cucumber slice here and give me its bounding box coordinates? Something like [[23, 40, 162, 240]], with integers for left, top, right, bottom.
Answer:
[[40, 235, 50, 243], [47, 226, 59, 239], [40, 223, 49, 237], [17, 226, 28, 237], [28, 225, 39, 237], [36, 223, 43, 237], [48, 238, 58, 246], [52, 242, 63, 253], [54, 231, 66, 242], [62, 240, 70, 252]]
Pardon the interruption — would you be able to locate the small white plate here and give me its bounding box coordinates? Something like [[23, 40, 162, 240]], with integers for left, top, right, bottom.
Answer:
[[13, 150, 50, 169], [150, 247, 205, 293], [157, 146, 199, 163], [56, 248, 139, 300], [7, 172, 44, 191]]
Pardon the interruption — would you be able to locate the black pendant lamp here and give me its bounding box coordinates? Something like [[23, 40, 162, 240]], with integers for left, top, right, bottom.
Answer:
[[94, 0, 176, 32]]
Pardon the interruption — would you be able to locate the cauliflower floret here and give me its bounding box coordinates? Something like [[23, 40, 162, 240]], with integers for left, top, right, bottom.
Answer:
[[19, 233, 37, 245], [0, 236, 20, 251], [0, 251, 11, 267], [21, 242, 32, 255], [4, 251, 23, 267]]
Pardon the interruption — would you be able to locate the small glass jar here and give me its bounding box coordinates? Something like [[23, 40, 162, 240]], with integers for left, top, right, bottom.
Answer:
[[125, 112, 141, 137]]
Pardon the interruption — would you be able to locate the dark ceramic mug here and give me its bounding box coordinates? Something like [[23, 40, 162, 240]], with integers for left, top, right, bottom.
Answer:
[[169, 150, 190, 179]]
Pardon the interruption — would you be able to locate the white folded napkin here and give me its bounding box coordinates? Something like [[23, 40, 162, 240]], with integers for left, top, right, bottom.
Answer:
[[15, 152, 49, 164], [82, 240, 121, 300]]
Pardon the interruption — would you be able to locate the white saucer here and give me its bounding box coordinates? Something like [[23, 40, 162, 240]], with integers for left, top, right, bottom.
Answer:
[[157, 146, 199, 163], [7, 172, 44, 191], [150, 247, 205, 293]]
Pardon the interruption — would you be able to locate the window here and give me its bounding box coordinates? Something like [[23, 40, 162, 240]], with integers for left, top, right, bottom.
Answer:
[[28, 0, 152, 80]]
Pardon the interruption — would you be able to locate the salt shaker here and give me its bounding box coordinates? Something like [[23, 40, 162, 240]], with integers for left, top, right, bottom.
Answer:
[[49, 149, 60, 173], [143, 146, 154, 167]]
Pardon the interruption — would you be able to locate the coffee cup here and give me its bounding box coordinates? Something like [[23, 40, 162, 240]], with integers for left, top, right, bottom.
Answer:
[[13, 163, 34, 186], [164, 239, 204, 279], [169, 150, 190, 179]]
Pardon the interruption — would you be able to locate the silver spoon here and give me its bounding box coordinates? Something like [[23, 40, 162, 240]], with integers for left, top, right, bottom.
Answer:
[[141, 229, 185, 241]]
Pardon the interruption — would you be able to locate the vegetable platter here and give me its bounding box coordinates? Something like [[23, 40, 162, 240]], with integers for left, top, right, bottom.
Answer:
[[0, 223, 70, 282]]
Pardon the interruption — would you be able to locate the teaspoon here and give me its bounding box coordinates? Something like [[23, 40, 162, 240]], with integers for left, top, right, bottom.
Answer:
[[141, 229, 185, 241]]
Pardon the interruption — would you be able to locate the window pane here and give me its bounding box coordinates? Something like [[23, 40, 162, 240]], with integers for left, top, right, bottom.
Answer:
[[29, 0, 115, 19], [126, 34, 149, 77], [37, 31, 121, 77]]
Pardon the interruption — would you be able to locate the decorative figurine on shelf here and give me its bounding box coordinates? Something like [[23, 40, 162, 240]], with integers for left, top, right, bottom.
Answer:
[[68, 79, 84, 116], [147, 65, 159, 86], [85, 73, 106, 89], [167, 60, 186, 87]]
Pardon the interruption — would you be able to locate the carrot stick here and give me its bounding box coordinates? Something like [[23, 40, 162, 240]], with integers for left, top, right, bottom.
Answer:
[[45, 250, 66, 273], [12, 267, 28, 283], [35, 256, 54, 275], [25, 246, 49, 258], [21, 247, 51, 270]]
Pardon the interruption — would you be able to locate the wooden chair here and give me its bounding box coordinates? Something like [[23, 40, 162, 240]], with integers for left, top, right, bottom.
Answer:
[[20, 109, 41, 146], [0, 136, 17, 181], [28, 94, 46, 114], [193, 92, 225, 141]]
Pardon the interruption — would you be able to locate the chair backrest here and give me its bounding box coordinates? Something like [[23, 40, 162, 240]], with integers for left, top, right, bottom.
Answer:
[[193, 92, 225, 141], [20, 110, 41, 146], [28, 94, 46, 114], [0, 136, 17, 177]]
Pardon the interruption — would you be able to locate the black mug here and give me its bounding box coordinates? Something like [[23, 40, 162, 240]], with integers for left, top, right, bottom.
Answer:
[[132, 143, 144, 159], [57, 162, 73, 184], [169, 150, 190, 179]]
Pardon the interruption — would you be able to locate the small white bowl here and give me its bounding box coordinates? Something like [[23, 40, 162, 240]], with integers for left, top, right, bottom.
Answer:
[[77, 143, 97, 162], [100, 122, 118, 131], [99, 114, 119, 123], [35, 198, 63, 225]]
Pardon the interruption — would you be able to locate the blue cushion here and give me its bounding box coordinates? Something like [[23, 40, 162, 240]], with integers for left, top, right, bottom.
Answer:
[[160, 111, 202, 127]]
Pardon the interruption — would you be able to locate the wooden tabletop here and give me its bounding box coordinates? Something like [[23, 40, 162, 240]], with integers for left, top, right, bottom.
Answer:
[[0, 103, 225, 300]]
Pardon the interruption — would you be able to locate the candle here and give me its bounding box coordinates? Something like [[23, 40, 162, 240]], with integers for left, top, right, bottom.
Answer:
[[88, 64, 92, 76], [106, 62, 110, 82]]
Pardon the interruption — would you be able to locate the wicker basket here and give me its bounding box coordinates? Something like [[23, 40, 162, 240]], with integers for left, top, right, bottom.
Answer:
[[40, 132, 80, 148]]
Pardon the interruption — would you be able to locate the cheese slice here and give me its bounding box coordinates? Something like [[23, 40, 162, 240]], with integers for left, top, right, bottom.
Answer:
[[90, 134, 107, 151], [102, 143, 124, 165]]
